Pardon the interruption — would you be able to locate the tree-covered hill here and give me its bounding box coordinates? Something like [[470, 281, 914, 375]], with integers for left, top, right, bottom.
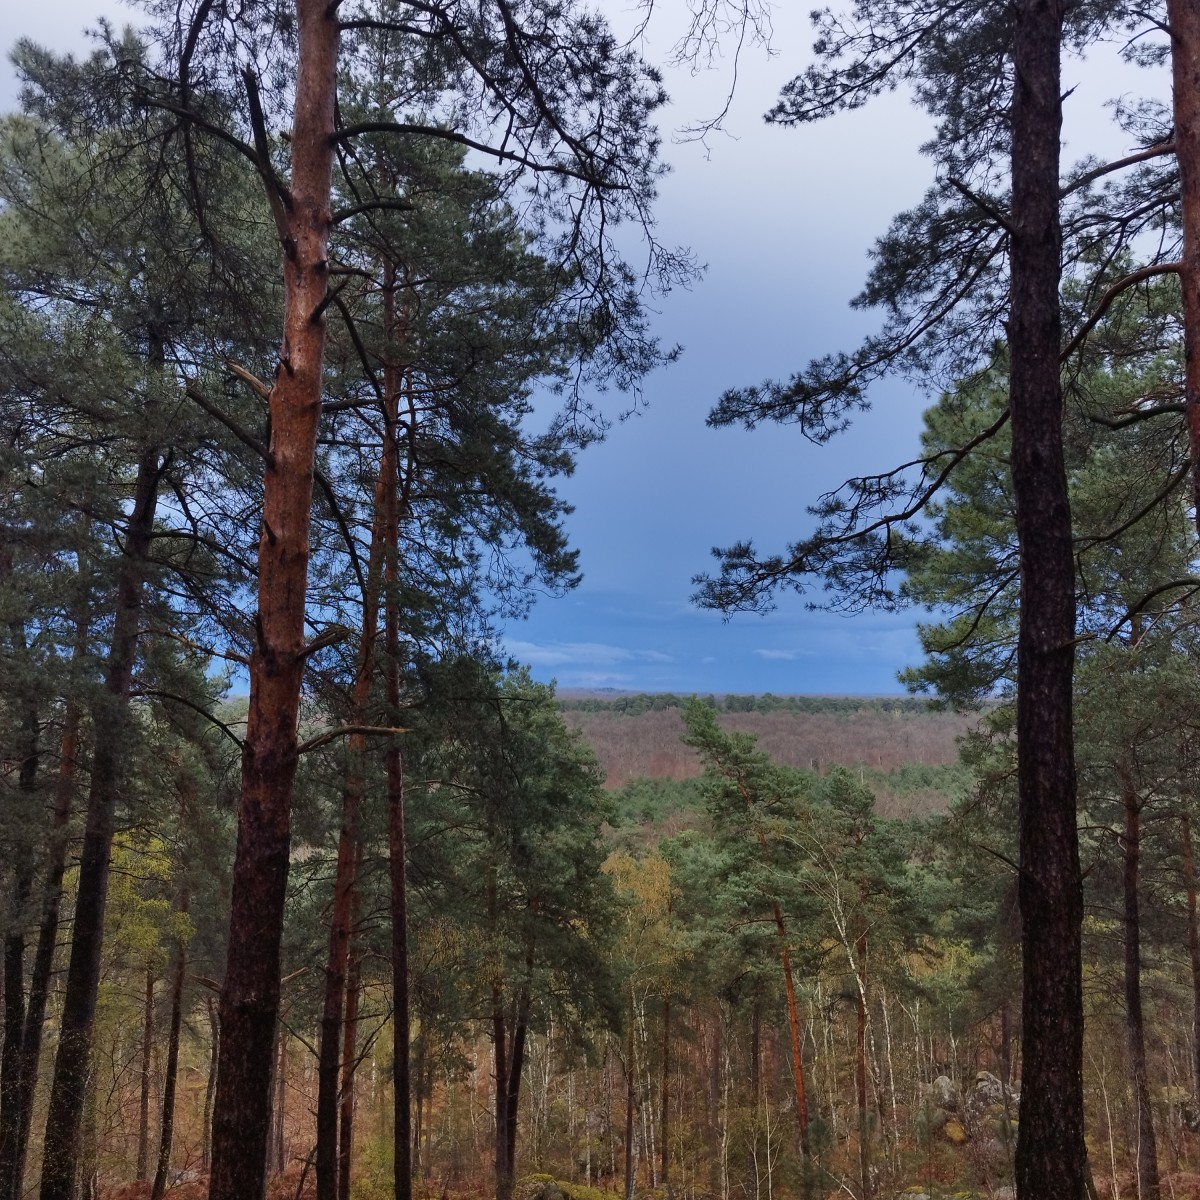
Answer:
[[558, 693, 977, 789]]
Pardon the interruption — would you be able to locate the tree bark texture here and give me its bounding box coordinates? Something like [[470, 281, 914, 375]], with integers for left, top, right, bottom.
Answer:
[[207, 2, 339, 1197], [1167, 0, 1200, 531], [39, 447, 163, 1200], [1119, 775, 1159, 1200], [1008, 4, 1087, 1198]]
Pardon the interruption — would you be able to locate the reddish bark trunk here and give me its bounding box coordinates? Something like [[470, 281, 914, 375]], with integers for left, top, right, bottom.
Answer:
[[1008, 4, 1088, 1197], [317, 397, 394, 1200], [771, 901, 811, 1155], [40, 446, 163, 1200], [207, 3, 339, 1197]]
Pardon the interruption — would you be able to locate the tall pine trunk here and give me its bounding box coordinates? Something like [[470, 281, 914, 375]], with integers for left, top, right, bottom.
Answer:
[[316, 377, 394, 1200], [0, 671, 37, 1200], [207, 3, 339, 1197], [1008, 3, 1088, 1197], [40, 445, 163, 1200], [1119, 771, 1159, 1200], [338, 898, 363, 1200], [1166, 0, 1200, 529], [12, 664, 85, 1198]]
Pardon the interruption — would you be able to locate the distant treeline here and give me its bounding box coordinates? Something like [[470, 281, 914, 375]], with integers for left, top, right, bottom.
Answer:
[[557, 691, 942, 716]]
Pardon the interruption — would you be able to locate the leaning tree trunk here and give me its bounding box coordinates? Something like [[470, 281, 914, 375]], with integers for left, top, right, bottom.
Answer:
[[40, 445, 163, 1200], [1008, 3, 1088, 1198], [207, 3, 339, 1198], [1118, 771, 1160, 1200]]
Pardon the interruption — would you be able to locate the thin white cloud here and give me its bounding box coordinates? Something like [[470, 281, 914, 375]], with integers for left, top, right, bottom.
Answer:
[[505, 639, 672, 668], [754, 648, 803, 661]]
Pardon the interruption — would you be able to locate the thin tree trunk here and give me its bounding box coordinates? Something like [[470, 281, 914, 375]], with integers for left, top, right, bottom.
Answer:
[[660, 995, 670, 1190], [338, 854, 364, 1200], [1009, 3, 1087, 1197], [623, 1017, 636, 1200], [1120, 772, 1160, 1200], [137, 967, 155, 1181], [40, 445, 163, 1200], [708, 1011, 721, 1200], [0, 704, 36, 1200], [203, 996, 219, 1170], [12, 672, 83, 1198], [1182, 814, 1200, 1102], [384, 272, 412, 1200], [386, 436, 411, 1200], [273, 1027, 287, 1175], [152, 892, 189, 1200], [855, 927, 870, 1200], [493, 983, 511, 1200], [316, 387, 394, 1200], [503, 990, 531, 1190], [770, 902, 811, 1157], [207, 3, 339, 1196]]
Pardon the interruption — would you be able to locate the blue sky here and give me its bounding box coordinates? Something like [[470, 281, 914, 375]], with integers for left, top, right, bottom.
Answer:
[[1, 3, 1163, 694]]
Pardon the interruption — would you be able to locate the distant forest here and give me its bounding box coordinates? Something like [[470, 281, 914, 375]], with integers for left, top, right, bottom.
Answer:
[[561, 694, 976, 792]]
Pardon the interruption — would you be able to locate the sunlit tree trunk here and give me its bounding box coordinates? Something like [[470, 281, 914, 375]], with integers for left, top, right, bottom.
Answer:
[[208, 2, 339, 1196]]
